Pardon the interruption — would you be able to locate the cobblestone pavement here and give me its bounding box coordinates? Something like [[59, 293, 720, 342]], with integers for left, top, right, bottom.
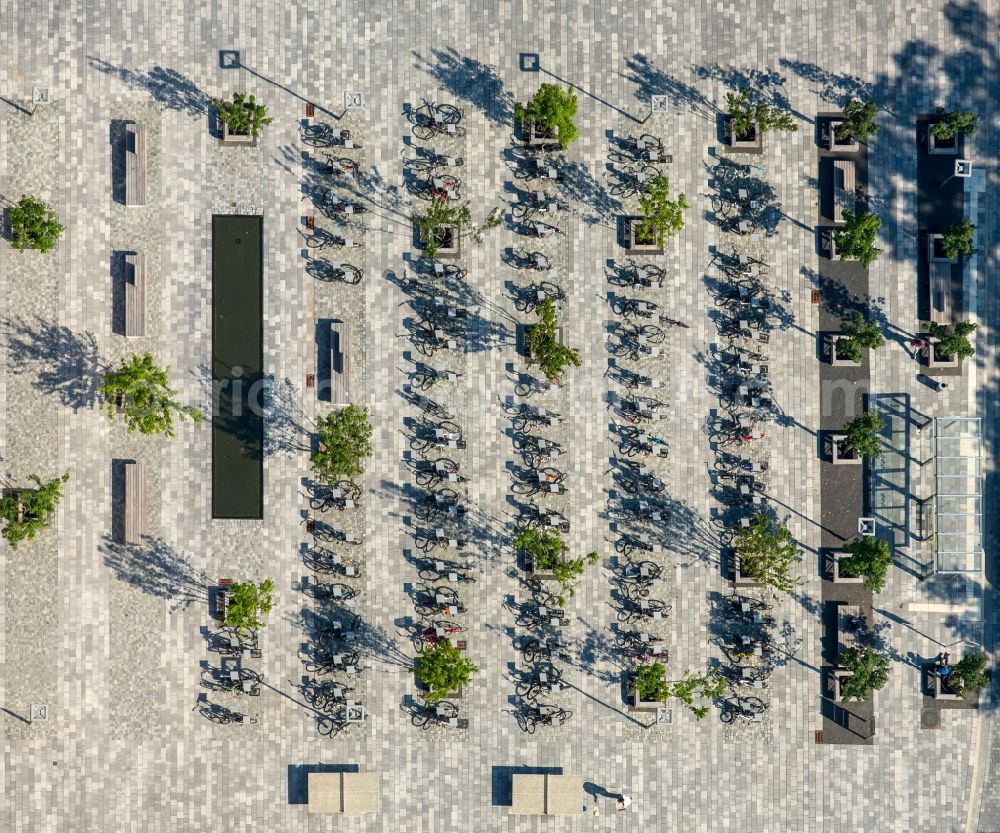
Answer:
[[1, 2, 998, 831]]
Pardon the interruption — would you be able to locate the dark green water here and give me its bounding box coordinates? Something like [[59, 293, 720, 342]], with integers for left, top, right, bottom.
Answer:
[[212, 215, 263, 519]]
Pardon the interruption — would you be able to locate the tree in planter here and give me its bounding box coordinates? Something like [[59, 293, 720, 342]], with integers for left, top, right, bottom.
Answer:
[[946, 653, 990, 696], [931, 108, 978, 141], [0, 471, 70, 550], [637, 175, 688, 248], [512, 526, 598, 605], [526, 298, 581, 382], [941, 219, 977, 260], [632, 661, 670, 703], [513, 84, 578, 149], [735, 513, 799, 594], [100, 353, 203, 437], [928, 321, 978, 360], [839, 537, 892, 592], [842, 410, 885, 460], [837, 311, 885, 363], [725, 86, 797, 138], [838, 646, 890, 703], [413, 639, 479, 703], [312, 404, 373, 485], [8, 194, 64, 253], [666, 669, 727, 719], [836, 99, 879, 142], [212, 92, 273, 138], [833, 209, 883, 268], [414, 198, 501, 259], [225, 579, 275, 635]]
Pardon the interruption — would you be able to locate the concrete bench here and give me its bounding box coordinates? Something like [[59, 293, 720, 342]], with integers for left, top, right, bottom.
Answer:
[[308, 772, 379, 814], [124, 122, 147, 207], [511, 774, 583, 815], [122, 461, 146, 545], [124, 253, 146, 336], [832, 159, 855, 224], [929, 262, 953, 323], [330, 320, 351, 404]]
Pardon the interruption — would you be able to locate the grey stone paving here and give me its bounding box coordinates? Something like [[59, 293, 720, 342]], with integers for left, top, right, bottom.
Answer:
[[1, 1, 999, 831]]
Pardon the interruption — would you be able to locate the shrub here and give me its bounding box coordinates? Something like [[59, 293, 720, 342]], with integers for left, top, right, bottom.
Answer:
[[312, 404, 373, 485], [839, 537, 892, 592], [928, 321, 978, 360], [838, 646, 889, 703], [213, 92, 273, 138], [941, 219, 977, 259], [833, 209, 883, 268], [633, 662, 670, 702], [8, 194, 64, 252], [225, 579, 275, 635], [735, 513, 799, 594], [100, 353, 203, 437], [843, 410, 885, 459], [947, 653, 989, 695], [726, 87, 797, 137], [837, 311, 884, 362], [414, 640, 478, 703], [931, 108, 977, 141], [0, 471, 70, 549], [514, 84, 579, 148], [414, 199, 500, 259], [513, 525, 597, 605], [526, 298, 581, 382], [637, 175, 688, 248], [837, 100, 879, 142]]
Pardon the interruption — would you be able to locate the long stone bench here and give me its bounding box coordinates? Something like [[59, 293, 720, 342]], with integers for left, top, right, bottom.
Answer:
[[330, 320, 351, 404], [308, 772, 379, 814], [124, 122, 147, 207], [511, 774, 583, 815], [122, 461, 146, 546], [929, 261, 954, 323], [832, 159, 856, 224], [124, 252, 146, 336]]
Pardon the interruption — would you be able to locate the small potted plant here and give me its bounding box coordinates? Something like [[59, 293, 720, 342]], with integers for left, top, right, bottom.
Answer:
[[513, 84, 578, 149], [833, 646, 889, 702], [213, 92, 273, 145], [630, 661, 670, 710], [928, 108, 977, 155], [830, 311, 884, 366], [8, 194, 64, 253], [829, 99, 878, 151], [928, 321, 977, 367], [831, 209, 882, 266], [413, 639, 479, 702], [835, 538, 891, 592], [832, 410, 884, 464], [724, 87, 797, 152]]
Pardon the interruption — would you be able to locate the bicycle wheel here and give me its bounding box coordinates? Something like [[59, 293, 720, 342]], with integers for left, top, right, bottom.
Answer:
[[610, 182, 637, 198], [411, 712, 432, 729], [640, 325, 666, 344], [412, 124, 435, 141], [450, 125, 467, 139], [740, 696, 767, 714], [435, 104, 462, 124], [720, 708, 737, 724]]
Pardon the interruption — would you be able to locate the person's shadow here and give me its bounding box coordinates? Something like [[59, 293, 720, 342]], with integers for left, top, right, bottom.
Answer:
[[584, 782, 620, 801]]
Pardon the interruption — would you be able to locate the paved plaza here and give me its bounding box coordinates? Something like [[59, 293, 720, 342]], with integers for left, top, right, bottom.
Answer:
[[1, 1, 1000, 831]]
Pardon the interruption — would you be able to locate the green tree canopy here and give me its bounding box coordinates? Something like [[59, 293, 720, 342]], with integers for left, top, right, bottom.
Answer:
[[843, 410, 885, 459], [833, 209, 883, 268], [414, 198, 500, 258], [929, 321, 978, 360], [414, 640, 479, 703], [0, 471, 70, 550], [513, 525, 597, 605], [312, 404, 373, 485], [838, 646, 890, 703], [213, 92, 273, 138], [526, 298, 581, 382], [931, 108, 977, 141], [633, 661, 670, 702], [100, 353, 203, 437], [726, 87, 797, 137], [941, 219, 977, 259], [837, 99, 879, 142], [514, 84, 579, 148], [735, 513, 799, 594], [947, 653, 989, 695], [840, 537, 892, 592], [837, 311, 885, 362], [225, 579, 275, 635], [638, 175, 688, 248], [667, 669, 728, 719], [9, 194, 64, 253]]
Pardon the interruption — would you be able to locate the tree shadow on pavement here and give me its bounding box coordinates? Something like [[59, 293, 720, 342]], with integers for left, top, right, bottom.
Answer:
[[413, 47, 514, 126]]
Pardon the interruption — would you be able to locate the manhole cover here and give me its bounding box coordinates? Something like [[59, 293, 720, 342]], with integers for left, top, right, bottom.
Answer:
[[344, 91, 364, 109], [920, 708, 941, 729], [651, 95, 668, 113], [655, 708, 672, 724]]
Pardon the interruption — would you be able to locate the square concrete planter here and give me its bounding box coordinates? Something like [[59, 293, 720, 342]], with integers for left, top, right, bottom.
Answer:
[[927, 127, 958, 155], [523, 120, 559, 148], [219, 120, 256, 147], [826, 231, 858, 262], [419, 223, 460, 259], [415, 674, 465, 700], [830, 334, 862, 366], [931, 671, 961, 701], [927, 339, 960, 369], [831, 552, 865, 583], [731, 552, 761, 587], [830, 434, 861, 465], [927, 234, 958, 264], [523, 553, 556, 582], [829, 668, 852, 702], [630, 669, 668, 711], [828, 121, 859, 152], [625, 217, 663, 254], [725, 117, 762, 152]]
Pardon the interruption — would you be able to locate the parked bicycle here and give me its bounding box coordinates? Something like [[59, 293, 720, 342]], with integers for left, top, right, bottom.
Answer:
[[519, 703, 573, 733], [307, 259, 363, 284], [309, 480, 361, 511], [720, 696, 769, 724]]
